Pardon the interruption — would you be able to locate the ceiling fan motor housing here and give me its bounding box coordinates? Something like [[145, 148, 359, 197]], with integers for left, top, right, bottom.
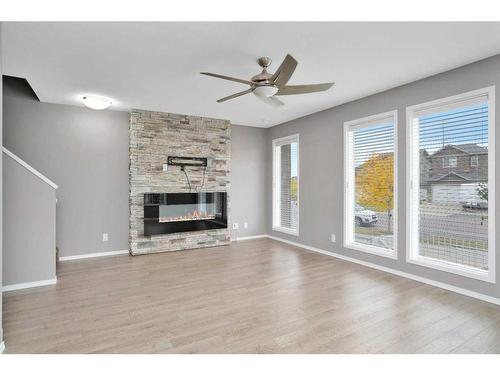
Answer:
[[253, 57, 275, 86], [251, 71, 274, 84], [251, 69, 278, 97]]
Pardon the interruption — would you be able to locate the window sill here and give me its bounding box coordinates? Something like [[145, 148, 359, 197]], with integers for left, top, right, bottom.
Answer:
[[345, 241, 397, 260], [272, 226, 299, 237], [407, 255, 494, 283]]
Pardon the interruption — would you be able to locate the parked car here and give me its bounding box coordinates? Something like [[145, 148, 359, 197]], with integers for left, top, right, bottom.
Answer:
[[461, 200, 488, 210], [355, 204, 378, 226]]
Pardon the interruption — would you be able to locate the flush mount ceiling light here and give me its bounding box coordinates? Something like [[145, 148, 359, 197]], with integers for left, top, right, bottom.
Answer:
[[81, 95, 112, 110]]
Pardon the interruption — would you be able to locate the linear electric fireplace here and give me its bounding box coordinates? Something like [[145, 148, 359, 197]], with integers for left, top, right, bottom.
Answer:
[[144, 192, 227, 236]]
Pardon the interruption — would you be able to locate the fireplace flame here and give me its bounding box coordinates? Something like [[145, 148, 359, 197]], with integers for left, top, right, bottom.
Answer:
[[159, 210, 215, 223]]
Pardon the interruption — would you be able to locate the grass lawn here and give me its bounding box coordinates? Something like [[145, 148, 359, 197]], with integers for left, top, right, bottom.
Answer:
[[355, 226, 392, 236], [421, 236, 488, 251]]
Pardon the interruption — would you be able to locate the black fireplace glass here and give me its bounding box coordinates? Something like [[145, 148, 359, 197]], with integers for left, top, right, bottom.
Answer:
[[144, 192, 227, 236]]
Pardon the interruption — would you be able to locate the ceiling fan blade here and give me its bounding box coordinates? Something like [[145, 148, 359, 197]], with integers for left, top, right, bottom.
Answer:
[[256, 95, 284, 107], [270, 54, 298, 88], [276, 82, 335, 96], [217, 88, 253, 103], [200, 72, 252, 86]]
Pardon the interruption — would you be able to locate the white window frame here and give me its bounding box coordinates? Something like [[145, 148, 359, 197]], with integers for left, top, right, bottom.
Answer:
[[471, 155, 479, 167], [443, 156, 457, 168], [406, 86, 496, 283], [343, 110, 398, 259], [272, 134, 300, 236]]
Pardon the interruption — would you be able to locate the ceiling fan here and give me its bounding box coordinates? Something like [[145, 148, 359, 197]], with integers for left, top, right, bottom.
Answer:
[[200, 54, 334, 107]]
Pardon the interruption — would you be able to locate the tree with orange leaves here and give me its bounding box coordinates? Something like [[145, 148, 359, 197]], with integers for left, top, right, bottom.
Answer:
[[356, 153, 394, 232]]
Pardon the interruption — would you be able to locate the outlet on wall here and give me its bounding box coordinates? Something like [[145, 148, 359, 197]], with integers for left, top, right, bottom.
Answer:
[[330, 234, 336, 243], [243, 222, 248, 229], [102, 233, 109, 242], [162, 163, 168, 172], [233, 223, 239, 230]]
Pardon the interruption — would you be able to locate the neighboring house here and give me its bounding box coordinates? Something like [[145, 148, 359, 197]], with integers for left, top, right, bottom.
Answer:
[[421, 143, 488, 204]]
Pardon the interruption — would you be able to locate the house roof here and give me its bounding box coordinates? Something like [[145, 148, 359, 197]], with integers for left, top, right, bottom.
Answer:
[[431, 143, 488, 156], [453, 143, 488, 155], [429, 171, 487, 183]]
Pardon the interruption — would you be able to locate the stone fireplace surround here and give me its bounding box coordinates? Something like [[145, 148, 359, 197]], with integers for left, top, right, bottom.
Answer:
[[129, 110, 231, 255]]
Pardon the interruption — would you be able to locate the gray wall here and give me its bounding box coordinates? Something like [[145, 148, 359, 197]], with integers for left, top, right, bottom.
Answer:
[[2, 77, 269, 258], [3, 77, 130, 258], [3, 154, 56, 285], [231, 125, 268, 238], [267, 54, 500, 298]]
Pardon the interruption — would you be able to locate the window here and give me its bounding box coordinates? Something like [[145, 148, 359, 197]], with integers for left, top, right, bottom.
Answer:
[[471, 155, 479, 167], [406, 87, 495, 282], [272, 134, 299, 235], [344, 111, 397, 259], [443, 156, 457, 168]]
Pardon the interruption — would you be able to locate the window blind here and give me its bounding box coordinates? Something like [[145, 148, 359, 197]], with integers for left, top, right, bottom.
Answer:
[[409, 95, 490, 271], [273, 136, 299, 233], [345, 113, 396, 255]]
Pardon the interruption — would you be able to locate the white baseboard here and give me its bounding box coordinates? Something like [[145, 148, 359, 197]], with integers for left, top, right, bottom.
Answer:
[[231, 234, 268, 242], [0, 341, 5, 354], [59, 249, 129, 261], [2, 277, 57, 292], [266, 235, 500, 306]]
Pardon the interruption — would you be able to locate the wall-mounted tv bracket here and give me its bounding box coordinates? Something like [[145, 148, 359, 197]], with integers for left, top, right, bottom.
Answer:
[[167, 156, 208, 168], [167, 156, 208, 192]]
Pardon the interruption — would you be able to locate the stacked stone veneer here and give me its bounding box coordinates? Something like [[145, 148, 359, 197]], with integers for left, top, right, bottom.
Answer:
[[129, 110, 231, 255]]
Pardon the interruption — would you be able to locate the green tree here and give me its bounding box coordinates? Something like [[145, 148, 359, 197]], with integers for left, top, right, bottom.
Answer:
[[478, 182, 488, 201], [477, 182, 488, 226]]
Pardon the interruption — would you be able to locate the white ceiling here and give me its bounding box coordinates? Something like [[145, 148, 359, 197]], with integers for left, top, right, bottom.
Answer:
[[3, 22, 500, 127]]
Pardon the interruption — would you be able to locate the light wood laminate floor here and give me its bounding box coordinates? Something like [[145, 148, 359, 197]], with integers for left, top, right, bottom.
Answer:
[[3, 238, 500, 353]]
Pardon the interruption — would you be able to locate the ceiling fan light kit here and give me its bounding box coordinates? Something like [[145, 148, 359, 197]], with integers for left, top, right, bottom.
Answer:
[[201, 54, 334, 107], [253, 85, 279, 98]]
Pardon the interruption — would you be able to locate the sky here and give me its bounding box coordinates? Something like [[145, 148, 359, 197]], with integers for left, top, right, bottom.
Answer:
[[291, 142, 298, 177], [418, 102, 488, 154]]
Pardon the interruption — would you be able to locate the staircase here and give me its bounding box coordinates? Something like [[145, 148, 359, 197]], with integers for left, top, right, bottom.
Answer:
[[2, 148, 58, 291]]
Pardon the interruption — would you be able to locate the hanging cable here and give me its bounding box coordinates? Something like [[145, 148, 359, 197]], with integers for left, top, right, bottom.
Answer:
[[197, 166, 207, 192], [181, 166, 192, 192]]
